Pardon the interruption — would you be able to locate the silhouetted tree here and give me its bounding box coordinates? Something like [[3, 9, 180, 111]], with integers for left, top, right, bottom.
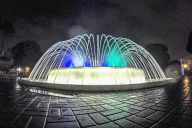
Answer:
[[0, 19, 15, 55], [11, 41, 42, 67], [0, 48, 14, 71], [4, 48, 12, 58], [186, 31, 192, 54], [0, 56, 13, 71], [145, 44, 170, 69]]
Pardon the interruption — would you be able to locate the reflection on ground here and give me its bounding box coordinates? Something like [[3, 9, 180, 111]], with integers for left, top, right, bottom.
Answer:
[[0, 77, 191, 128]]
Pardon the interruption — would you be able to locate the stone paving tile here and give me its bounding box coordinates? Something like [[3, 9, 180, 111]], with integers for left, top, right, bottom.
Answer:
[[136, 108, 156, 117], [101, 109, 122, 116], [91, 106, 107, 112], [127, 115, 155, 127], [109, 101, 122, 106], [128, 105, 146, 111], [76, 102, 88, 107], [175, 105, 188, 113], [146, 111, 167, 122], [49, 103, 69, 108], [120, 107, 140, 114], [155, 103, 174, 108], [102, 104, 116, 110], [61, 108, 74, 116], [151, 106, 171, 112], [89, 113, 110, 124], [47, 116, 76, 122], [48, 108, 60, 116], [22, 110, 47, 116], [73, 109, 96, 115], [183, 106, 192, 114], [107, 111, 131, 121], [43, 97, 51, 100], [71, 106, 92, 111], [46, 122, 80, 128], [159, 111, 185, 125], [38, 102, 49, 108], [113, 103, 129, 108], [142, 103, 155, 108], [88, 122, 121, 128], [87, 102, 105, 106], [68, 103, 81, 108], [26, 107, 48, 112], [13, 115, 31, 128], [27, 116, 46, 128], [10, 107, 25, 114], [76, 114, 96, 127], [58, 98, 67, 102], [151, 123, 170, 128], [115, 118, 144, 128], [1, 77, 192, 128]]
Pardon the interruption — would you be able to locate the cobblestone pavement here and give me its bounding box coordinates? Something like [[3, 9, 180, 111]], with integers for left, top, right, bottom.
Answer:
[[0, 77, 192, 128]]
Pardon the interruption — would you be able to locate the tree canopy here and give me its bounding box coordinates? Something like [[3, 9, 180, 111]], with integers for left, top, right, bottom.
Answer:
[[0, 19, 15, 55], [11, 40, 42, 67], [145, 43, 170, 69], [0, 56, 13, 70]]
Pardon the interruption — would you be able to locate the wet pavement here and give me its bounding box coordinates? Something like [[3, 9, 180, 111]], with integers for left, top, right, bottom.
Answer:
[[0, 77, 192, 128]]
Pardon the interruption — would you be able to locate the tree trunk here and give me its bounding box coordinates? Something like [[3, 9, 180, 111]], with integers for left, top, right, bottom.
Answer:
[[0, 33, 5, 55]]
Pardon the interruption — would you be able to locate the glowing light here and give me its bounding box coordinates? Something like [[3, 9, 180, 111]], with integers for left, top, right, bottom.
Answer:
[[106, 51, 125, 67], [16, 67, 22, 72], [73, 54, 84, 67], [25, 67, 31, 72], [29, 89, 74, 98], [47, 67, 145, 85], [182, 64, 188, 69], [183, 77, 190, 84]]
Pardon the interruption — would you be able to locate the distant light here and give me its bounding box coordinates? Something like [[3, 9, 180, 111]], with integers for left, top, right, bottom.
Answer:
[[10, 68, 15, 71], [25, 66, 31, 73], [182, 64, 188, 69], [183, 77, 189, 84], [16, 67, 22, 72]]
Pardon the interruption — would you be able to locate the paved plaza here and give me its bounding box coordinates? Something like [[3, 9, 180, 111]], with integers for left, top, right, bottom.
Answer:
[[0, 77, 192, 128]]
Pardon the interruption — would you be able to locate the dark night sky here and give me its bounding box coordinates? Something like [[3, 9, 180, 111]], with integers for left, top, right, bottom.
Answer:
[[1, 0, 192, 60]]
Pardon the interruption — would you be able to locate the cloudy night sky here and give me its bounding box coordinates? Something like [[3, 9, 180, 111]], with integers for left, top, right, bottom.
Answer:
[[1, 0, 192, 60]]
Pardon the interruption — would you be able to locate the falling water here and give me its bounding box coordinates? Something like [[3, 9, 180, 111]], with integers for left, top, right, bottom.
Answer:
[[29, 34, 166, 85]]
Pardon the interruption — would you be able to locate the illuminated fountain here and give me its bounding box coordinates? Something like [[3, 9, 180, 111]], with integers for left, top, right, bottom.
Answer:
[[28, 34, 166, 87]]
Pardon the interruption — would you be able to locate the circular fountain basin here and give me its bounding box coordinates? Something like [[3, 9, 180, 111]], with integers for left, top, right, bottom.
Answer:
[[18, 77, 178, 92]]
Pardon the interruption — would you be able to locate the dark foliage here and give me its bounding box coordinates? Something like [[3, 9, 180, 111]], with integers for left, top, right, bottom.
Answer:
[[11, 40, 42, 67], [145, 43, 170, 69], [0, 19, 15, 54]]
